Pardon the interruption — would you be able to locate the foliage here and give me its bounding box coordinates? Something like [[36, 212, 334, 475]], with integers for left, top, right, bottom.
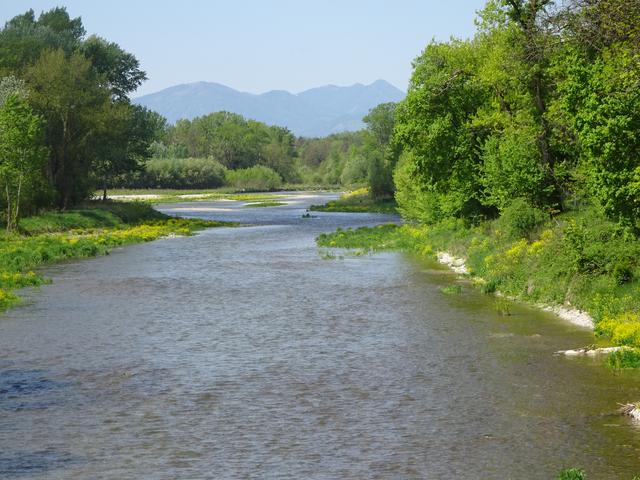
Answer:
[[394, 38, 491, 221], [157, 112, 299, 182], [310, 188, 397, 214], [225, 165, 282, 192], [0, 93, 46, 230], [0, 7, 159, 212], [557, 468, 586, 480], [497, 198, 548, 240], [607, 348, 640, 370], [121, 157, 228, 189]]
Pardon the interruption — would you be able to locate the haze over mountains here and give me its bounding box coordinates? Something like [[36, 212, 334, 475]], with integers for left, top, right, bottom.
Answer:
[[134, 80, 405, 138]]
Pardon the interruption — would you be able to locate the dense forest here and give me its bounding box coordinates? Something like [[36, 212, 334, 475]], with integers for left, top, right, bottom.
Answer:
[[392, 0, 640, 234]]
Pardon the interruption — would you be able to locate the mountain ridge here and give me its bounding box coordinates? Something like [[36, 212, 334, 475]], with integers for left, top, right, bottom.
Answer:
[[134, 80, 405, 137]]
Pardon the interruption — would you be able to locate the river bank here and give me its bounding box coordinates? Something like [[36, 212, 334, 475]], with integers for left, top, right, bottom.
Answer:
[[316, 210, 640, 369], [0, 202, 231, 310]]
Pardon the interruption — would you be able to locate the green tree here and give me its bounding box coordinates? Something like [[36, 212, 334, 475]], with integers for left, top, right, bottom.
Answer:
[[25, 49, 109, 208], [81, 35, 147, 99], [363, 102, 399, 197], [0, 7, 84, 75], [0, 93, 46, 231], [93, 103, 162, 200], [394, 39, 491, 221]]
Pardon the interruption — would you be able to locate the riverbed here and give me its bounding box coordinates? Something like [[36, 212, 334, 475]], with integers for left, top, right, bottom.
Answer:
[[1, 192, 640, 479]]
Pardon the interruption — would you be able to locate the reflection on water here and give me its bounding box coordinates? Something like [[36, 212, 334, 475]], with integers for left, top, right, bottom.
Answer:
[[1, 192, 640, 479]]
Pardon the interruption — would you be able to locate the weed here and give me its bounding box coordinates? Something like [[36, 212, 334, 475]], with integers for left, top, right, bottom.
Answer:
[[440, 285, 463, 295]]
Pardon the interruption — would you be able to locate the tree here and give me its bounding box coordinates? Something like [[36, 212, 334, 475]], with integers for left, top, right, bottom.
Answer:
[[394, 39, 492, 220], [363, 102, 399, 197], [25, 49, 109, 208], [81, 35, 147, 99], [497, 0, 567, 208], [0, 7, 84, 75], [0, 93, 46, 231], [93, 103, 162, 200]]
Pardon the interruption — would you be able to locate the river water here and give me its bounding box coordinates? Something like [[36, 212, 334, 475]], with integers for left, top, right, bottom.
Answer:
[[1, 192, 640, 479]]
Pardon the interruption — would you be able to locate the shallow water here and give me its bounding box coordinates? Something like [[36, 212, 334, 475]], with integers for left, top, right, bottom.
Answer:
[[1, 192, 640, 479]]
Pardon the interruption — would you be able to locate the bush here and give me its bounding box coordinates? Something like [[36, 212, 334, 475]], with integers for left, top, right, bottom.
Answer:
[[498, 198, 547, 240], [115, 158, 227, 189], [225, 165, 282, 191], [557, 468, 586, 480], [613, 262, 634, 285], [146, 157, 227, 189], [607, 348, 640, 369]]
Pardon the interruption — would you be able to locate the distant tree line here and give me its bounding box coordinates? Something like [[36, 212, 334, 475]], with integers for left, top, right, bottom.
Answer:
[[122, 105, 398, 194]]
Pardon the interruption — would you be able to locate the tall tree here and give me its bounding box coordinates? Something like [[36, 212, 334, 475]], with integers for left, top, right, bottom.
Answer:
[[25, 49, 109, 208], [93, 103, 163, 200]]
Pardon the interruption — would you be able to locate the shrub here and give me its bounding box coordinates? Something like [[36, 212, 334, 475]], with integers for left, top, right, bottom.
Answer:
[[613, 262, 634, 285], [557, 468, 586, 480], [607, 348, 640, 369], [498, 198, 547, 240], [145, 157, 227, 189], [225, 165, 282, 191], [115, 158, 227, 189]]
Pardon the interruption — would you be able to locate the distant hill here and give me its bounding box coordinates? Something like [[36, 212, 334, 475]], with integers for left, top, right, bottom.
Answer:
[[134, 80, 405, 138]]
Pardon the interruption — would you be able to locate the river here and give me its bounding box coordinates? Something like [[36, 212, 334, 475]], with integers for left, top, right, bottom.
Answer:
[[1, 192, 640, 479]]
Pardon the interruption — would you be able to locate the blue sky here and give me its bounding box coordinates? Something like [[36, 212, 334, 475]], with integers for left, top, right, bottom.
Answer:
[[1, 1, 487, 96]]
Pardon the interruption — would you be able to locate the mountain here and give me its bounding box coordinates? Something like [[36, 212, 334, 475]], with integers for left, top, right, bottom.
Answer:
[[134, 79, 405, 137]]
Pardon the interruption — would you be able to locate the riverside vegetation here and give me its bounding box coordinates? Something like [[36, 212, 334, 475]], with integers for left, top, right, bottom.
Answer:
[[317, 207, 640, 367], [309, 187, 397, 214], [316, 0, 640, 372], [0, 202, 230, 310]]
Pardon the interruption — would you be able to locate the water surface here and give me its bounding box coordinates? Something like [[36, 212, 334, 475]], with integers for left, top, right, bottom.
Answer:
[[1, 192, 640, 479]]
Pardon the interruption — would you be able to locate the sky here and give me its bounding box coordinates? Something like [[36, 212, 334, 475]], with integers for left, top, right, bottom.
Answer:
[[0, 0, 487, 97]]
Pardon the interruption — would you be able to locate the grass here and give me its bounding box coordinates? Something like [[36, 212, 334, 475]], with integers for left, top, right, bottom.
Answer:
[[558, 469, 586, 480], [98, 188, 286, 204], [0, 201, 233, 311], [607, 347, 640, 369], [310, 188, 398, 214], [243, 201, 287, 208], [440, 285, 463, 295], [316, 205, 640, 357]]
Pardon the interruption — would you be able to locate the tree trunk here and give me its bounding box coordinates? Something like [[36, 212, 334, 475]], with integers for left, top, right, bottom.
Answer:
[[14, 173, 22, 231], [5, 184, 13, 232]]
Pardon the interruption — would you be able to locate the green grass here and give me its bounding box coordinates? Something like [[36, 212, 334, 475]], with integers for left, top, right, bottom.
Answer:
[[607, 348, 640, 369], [310, 188, 398, 214], [316, 206, 640, 357], [440, 285, 463, 295], [558, 468, 586, 480], [99, 188, 286, 204], [243, 201, 287, 208], [0, 202, 234, 311]]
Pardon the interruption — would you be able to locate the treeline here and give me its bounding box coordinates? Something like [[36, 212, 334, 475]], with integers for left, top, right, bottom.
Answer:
[[392, 0, 640, 232], [297, 102, 398, 197], [116, 111, 297, 190], [138, 106, 398, 194], [0, 7, 163, 229]]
